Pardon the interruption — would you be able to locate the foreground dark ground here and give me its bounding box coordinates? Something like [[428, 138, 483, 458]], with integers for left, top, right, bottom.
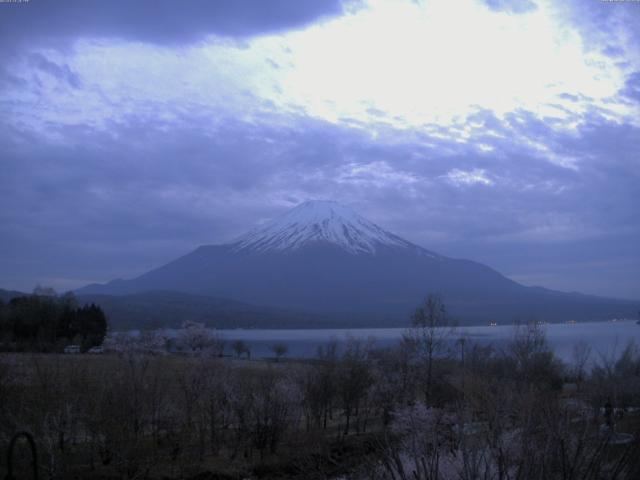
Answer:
[[1, 325, 640, 479]]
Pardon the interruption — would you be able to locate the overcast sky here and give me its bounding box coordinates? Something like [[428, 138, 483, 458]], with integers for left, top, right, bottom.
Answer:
[[1, 0, 639, 299]]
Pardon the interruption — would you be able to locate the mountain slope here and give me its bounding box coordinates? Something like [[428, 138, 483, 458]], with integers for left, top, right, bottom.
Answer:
[[1, 288, 326, 330], [76, 291, 332, 330], [79, 200, 637, 325]]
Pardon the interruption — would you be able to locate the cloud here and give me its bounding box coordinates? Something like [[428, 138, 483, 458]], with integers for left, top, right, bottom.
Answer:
[[3, 0, 638, 139], [28, 53, 82, 89], [445, 169, 493, 186], [0, 0, 349, 87], [551, 0, 640, 62], [482, 0, 537, 14], [0, 0, 347, 48], [336, 161, 419, 189], [622, 71, 640, 103]]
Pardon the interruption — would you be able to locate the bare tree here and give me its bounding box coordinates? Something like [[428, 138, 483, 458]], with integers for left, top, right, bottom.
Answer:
[[571, 340, 592, 391], [232, 340, 250, 359], [299, 340, 338, 431], [270, 342, 288, 362], [508, 322, 562, 389], [249, 371, 296, 459], [337, 337, 374, 435], [209, 331, 226, 357], [404, 293, 454, 402]]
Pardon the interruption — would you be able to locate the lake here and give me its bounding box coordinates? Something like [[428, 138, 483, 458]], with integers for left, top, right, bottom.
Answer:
[[210, 319, 640, 364]]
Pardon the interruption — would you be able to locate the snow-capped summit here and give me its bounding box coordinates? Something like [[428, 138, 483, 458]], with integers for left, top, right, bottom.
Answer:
[[230, 200, 417, 255]]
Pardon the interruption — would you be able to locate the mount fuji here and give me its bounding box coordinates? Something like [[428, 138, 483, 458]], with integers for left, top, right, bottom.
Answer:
[[79, 200, 636, 325]]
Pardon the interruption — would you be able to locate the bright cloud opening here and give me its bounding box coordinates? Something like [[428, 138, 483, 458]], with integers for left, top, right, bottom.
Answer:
[[271, 0, 632, 127]]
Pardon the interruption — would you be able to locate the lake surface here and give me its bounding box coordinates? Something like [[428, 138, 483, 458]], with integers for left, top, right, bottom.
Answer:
[[210, 320, 640, 363]]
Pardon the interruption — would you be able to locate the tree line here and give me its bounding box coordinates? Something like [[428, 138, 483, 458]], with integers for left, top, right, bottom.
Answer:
[[0, 287, 107, 352]]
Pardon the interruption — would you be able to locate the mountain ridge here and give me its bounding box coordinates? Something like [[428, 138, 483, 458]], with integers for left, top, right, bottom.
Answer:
[[78, 200, 638, 325]]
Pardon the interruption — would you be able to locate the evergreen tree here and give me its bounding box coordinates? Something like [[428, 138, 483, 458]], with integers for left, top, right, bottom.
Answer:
[[0, 292, 108, 352]]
